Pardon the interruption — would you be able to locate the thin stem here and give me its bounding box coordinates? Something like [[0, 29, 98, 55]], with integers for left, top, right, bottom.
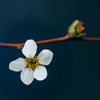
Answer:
[[36, 35, 70, 45], [0, 35, 100, 49], [72, 37, 100, 41]]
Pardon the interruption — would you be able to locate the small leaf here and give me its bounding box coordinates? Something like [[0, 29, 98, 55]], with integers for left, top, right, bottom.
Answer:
[[75, 33, 86, 38]]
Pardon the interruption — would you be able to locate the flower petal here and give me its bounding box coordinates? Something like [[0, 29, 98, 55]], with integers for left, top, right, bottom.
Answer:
[[38, 49, 53, 65], [20, 68, 34, 85], [34, 66, 47, 81], [22, 39, 37, 58], [9, 58, 26, 72]]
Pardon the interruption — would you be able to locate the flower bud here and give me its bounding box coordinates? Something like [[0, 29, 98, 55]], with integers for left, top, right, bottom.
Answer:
[[76, 25, 85, 34], [68, 29, 76, 38], [68, 20, 85, 38]]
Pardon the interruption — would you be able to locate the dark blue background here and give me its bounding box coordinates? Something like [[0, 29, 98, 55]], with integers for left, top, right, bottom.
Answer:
[[0, 0, 100, 100]]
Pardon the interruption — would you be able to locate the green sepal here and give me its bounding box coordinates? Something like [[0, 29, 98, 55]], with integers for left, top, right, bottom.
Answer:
[[69, 20, 79, 29], [34, 55, 37, 58], [74, 33, 86, 38], [68, 20, 79, 38]]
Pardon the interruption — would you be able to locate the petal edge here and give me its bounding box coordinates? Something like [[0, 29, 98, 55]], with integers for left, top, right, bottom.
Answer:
[[20, 68, 34, 85], [38, 49, 53, 65], [22, 39, 37, 58], [34, 66, 47, 81], [9, 58, 26, 72]]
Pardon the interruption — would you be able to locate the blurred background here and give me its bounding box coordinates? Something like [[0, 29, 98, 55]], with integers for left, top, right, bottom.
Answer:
[[0, 0, 100, 100]]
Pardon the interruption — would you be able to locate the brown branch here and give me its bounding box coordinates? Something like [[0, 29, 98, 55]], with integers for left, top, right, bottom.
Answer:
[[72, 37, 100, 42], [0, 35, 100, 49]]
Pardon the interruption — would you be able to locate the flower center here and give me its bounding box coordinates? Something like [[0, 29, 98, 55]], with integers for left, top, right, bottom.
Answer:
[[25, 56, 41, 71]]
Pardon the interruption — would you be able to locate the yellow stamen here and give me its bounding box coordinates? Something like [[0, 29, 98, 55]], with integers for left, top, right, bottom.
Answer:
[[25, 56, 41, 71]]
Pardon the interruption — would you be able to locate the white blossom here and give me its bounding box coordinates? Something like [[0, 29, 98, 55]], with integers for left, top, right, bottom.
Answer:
[[9, 39, 53, 85]]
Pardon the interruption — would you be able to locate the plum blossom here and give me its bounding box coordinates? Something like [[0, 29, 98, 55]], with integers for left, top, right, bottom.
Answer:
[[9, 39, 53, 85]]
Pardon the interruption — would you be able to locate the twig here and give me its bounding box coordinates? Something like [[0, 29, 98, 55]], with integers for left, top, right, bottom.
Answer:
[[0, 35, 100, 49]]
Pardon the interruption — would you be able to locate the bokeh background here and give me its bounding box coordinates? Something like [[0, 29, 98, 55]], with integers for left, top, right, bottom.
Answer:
[[0, 0, 100, 100]]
